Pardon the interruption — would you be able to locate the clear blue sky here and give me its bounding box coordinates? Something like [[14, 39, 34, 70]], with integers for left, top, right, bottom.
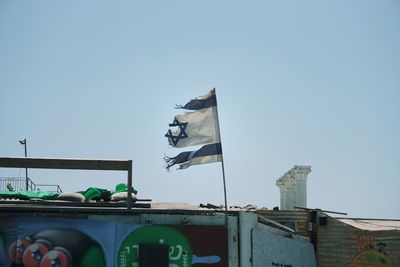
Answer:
[[1, 1, 399, 219]]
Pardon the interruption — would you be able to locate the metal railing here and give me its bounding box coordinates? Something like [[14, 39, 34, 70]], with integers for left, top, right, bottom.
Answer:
[[33, 183, 63, 193], [0, 157, 133, 210], [0, 177, 62, 193]]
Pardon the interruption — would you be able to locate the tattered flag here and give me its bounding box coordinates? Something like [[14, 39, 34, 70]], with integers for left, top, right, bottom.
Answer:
[[165, 143, 222, 170]]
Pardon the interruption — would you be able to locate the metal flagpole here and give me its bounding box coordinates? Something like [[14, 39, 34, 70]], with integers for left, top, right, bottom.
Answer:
[[213, 88, 229, 226]]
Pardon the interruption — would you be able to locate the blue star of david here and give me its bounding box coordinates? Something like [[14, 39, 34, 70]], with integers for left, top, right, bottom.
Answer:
[[165, 118, 188, 146]]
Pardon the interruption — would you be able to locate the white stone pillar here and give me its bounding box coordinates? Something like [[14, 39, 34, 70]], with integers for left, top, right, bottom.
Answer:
[[276, 179, 289, 210], [276, 165, 311, 210], [286, 173, 296, 210], [292, 165, 311, 209]]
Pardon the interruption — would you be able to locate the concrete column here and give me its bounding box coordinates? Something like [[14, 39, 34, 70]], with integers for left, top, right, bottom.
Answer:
[[292, 165, 311, 209], [276, 165, 311, 210], [276, 179, 289, 210], [287, 174, 296, 210]]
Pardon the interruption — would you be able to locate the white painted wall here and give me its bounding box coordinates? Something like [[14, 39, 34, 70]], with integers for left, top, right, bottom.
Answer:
[[252, 228, 317, 267], [238, 212, 316, 267]]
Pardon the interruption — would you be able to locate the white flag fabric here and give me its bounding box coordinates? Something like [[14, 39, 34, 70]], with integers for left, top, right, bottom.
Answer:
[[168, 107, 220, 148], [165, 90, 220, 148]]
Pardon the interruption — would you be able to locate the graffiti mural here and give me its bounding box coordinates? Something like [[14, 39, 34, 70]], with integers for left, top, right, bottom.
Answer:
[[7, 228, 105, 267], [345, 233, 395, 267], [316, 216, 400, 267], [0, 217, 228, 267], [0, 217, 115, 267]]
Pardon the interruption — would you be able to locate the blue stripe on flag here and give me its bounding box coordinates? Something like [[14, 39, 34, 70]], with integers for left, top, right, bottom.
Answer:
[[191, 143, 222, 159], [164, 143, 222, 170]]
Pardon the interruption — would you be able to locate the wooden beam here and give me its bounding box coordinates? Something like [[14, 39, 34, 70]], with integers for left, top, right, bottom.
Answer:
[[0, 157, 130, 171], [127, 160, 133, 210]]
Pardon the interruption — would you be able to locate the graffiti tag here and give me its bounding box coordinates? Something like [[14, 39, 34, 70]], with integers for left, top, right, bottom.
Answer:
[[272, 262, 293, 267]]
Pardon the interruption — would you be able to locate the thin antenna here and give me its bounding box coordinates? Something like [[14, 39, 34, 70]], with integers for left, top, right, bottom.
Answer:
[[19, 138, 28, 190]]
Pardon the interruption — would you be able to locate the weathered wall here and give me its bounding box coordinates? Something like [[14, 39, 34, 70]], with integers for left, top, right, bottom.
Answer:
[[237, 212, 316, 267], [317, 216, 400, 267], [252, 228, 316, 267]]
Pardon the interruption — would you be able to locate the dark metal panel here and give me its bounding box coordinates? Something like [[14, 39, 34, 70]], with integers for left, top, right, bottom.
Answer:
[[139, 244, 169, 267]]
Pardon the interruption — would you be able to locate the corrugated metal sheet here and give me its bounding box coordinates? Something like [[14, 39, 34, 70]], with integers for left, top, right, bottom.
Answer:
[[257, 210, 312, 237], [317, 216, 400, 267], [338, 218, 400, 231]]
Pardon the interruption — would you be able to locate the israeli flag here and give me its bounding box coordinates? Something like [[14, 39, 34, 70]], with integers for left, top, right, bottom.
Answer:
[[165, 90, 220, 148], [165, 143, 222, 170]]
